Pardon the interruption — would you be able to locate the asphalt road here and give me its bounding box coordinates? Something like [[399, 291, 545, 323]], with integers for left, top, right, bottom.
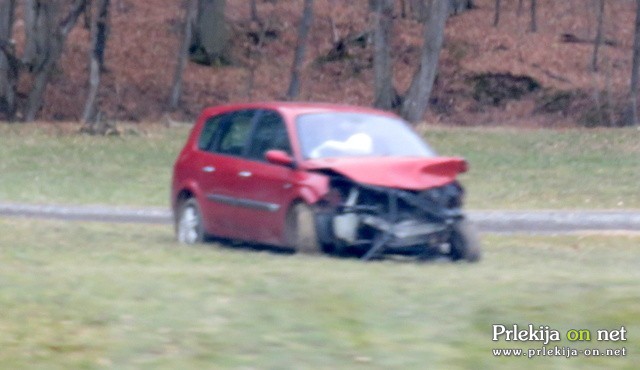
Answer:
[[1, 202, 639, 234]]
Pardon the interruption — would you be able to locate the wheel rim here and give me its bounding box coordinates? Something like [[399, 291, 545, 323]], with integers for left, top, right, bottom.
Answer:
[[178, 205, 199, 244]]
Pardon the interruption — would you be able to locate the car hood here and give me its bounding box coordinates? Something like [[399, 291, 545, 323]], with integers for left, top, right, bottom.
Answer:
[[304, 156, 467, 190]]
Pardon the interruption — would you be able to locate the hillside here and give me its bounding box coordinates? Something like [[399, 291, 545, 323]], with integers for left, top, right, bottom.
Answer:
[[30, 0, 640, 126]]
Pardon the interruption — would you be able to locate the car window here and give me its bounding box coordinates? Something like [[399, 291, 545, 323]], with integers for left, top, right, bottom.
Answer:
[[198, 115, 224, 151], [247, 110, 291, 161], [296, 112, 436, 159], [216, 110, 256, 156]]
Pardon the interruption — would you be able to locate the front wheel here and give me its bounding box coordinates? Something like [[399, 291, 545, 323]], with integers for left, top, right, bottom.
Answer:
[[286, 203, 322, 255], [176, 198, 205, 245], [449, 219, 482, 262]]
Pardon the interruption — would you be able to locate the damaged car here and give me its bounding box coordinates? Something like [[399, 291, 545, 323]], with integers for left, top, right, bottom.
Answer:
[[171, 102, 480, 261]]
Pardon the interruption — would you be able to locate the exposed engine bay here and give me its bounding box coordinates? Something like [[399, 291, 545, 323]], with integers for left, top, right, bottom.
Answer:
[[314, 174, 469, 260]]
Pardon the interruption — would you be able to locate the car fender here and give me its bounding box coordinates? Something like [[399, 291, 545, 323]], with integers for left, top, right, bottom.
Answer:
[[295, 172, 330, 206]]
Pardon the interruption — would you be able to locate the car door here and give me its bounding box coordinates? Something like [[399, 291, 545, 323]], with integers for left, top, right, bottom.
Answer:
[[234, 109, 299, 245], [195, 109, 259, 239]]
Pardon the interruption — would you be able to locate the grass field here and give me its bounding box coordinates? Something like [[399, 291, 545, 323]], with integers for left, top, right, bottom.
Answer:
[[0, 124, 638, 209], [427, 126, 640, 210], [0, 218, 638, 369], [1, 124, 638, 369], [0, 124, 188, 207]]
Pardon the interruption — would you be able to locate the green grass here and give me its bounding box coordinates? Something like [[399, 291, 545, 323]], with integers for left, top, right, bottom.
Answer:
[[426, 126, 640, 209], [0, 123, 638, 209], [0, 218, 638, 369], [0, 124, 188, 206]]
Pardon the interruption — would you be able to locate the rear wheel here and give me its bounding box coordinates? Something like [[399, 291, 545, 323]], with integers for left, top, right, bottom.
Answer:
[[176, 198, 205, 245], [449, 219, 481, 262], [286, 203, 322, 255]]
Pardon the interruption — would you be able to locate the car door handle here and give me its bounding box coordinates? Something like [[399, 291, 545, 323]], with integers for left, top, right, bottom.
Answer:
[[202, 166, 216, 173], [238, 171, 252, 178]]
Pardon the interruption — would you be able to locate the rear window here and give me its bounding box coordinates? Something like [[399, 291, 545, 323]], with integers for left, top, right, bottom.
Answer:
[[198, 116, 223, 151], [218, 112, 254, 156], [197, 110, 257, 156]]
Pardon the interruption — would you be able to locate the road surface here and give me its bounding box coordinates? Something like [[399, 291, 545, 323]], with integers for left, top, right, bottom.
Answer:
[[1, 202, 639, 234]]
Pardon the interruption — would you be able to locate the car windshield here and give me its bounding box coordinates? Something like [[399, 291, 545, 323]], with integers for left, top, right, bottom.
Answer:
[[296, 112, 436, 159]]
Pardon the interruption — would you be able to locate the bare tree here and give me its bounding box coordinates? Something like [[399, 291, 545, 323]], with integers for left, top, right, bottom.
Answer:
[[169, 0, 197, 110], [400, 0, 407, 18], [517, 0, 524, 16], [373, 0, 396, 110], [370, 0, 449, 122], [631, 0, 640, 125], [250, 0, 260, 23], [390, 0, 470, 21], [286, 0, 314, 100], [591, 0, 605, 71], [0, 0, 90, 122], [449, 0, 473, 15], [493, 0, 501, 27], [82, 0, 111, 124], [25, 0, 89, 122], [407, 0, 428, 21], [401, 0, 449, 122], [396, 0, 434, 21], [328, 0, 340, 44], [0, 0, 16, 120], [530, 0, 537, 32], [190, 0, 229, 65]]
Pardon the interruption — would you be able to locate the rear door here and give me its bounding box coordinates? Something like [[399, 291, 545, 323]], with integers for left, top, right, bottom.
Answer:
[[194, 109, 259, 238], [236, 110, 298, 245]]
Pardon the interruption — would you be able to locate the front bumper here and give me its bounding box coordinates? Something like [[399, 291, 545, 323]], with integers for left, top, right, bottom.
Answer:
[[316, 183, 465, 260]]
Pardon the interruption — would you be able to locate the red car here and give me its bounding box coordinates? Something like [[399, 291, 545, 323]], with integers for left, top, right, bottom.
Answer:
[[171, 102, 480, 261]]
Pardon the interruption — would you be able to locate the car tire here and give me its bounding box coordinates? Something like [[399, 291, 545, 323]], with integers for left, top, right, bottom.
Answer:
[[176, 198, 205, 245], [287, 202, 322, 255], [449, 219, 481, 262]]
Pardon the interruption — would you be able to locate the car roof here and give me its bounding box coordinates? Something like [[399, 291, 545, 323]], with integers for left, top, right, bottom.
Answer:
[[199, 101, 400, 119]]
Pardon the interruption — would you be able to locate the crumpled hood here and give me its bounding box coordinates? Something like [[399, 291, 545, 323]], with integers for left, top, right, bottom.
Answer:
[[304, 156, 467, 190]]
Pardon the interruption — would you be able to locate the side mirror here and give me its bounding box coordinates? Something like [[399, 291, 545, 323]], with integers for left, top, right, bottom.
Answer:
[[265, 150, 296, 168]]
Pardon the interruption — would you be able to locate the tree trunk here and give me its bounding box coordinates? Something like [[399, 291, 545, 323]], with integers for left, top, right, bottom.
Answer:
[[449, 0, 473, 16], [250, 0, 259, 23], [591, 0, 605, 72], [0, 0, 16, 120], [493, 0, 501, 27], [169, 0, 197, 110], [412, 0, 428, 22], [530, 0, 537, 32], [24, 0, 59, 121], [517, 0, 524, 16], [25, 60, 55, 122], [328, 0, 339, 44], [82, 0, 110, 124], [25, 0, 88, 122], [373, 0, 395, 110], [286, 0, 314, 100], [395, 0, 426, 21], [190, 0, 229, 65], [93, 0, 109, 68], [400, 0, 449, 123], [23, 0, 39, 70], [630, 0, 640, 126]]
